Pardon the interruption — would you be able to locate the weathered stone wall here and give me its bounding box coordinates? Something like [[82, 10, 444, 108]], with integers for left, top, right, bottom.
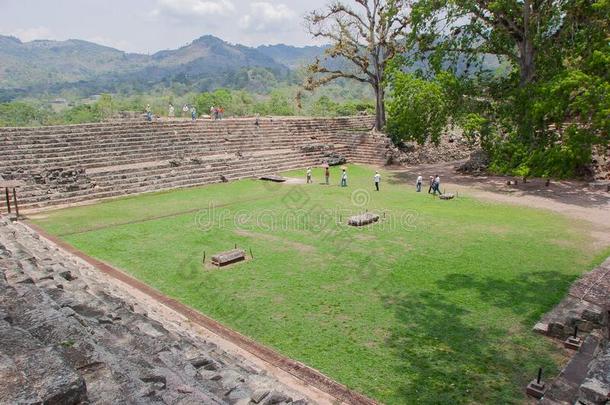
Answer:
[[591, 144, 610, 180]]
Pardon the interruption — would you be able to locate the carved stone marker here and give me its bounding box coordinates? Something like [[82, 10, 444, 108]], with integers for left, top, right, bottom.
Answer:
[[260, 175, 286, 182], [211, 249, 246, 267], [347, 213, 380, 227], [439, 193, 455, 200]]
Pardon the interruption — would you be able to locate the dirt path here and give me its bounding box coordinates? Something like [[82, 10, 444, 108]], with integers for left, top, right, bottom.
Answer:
[[388, 161, 610, 249]]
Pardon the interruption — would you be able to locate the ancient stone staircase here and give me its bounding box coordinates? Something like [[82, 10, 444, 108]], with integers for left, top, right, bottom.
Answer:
[[0, 216, 314, 404], [0, 116, 382, 212]]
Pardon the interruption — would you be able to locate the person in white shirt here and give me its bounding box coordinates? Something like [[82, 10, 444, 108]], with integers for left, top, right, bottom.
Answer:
[[374, 171, 381, 191], [168, 103, 175, 118], [306, 167, 312, 184], [416, 175, 423, 192], [341, 169, 348, 187]]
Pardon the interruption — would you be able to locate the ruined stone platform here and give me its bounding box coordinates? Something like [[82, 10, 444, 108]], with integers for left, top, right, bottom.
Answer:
[[0, 216, 313, 404]]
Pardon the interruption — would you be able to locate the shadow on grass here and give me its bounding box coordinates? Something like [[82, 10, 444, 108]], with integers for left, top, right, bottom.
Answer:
[[382, 270, 575, 404]]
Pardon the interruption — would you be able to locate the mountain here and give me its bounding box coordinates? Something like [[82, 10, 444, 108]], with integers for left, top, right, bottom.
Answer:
[[256, 44, 326, 69], [0, 35, 326, 101]]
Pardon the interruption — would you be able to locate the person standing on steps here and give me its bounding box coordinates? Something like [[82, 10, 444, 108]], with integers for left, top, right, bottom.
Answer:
[[340, 169, 348, 187], [324, 166, 330, 185], [374, 171, 381, 191], [306, 167, 312, 184], [182, 104, 189, 118], [168, 103, 175, 118], [191, 106, 197, 121], [145, 104, 152, 122], [416, 175, 423, 192]]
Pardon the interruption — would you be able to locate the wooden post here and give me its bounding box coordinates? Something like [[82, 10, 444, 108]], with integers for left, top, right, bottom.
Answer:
[[4, 187, 11, 214], [12, 188, 19, 218]]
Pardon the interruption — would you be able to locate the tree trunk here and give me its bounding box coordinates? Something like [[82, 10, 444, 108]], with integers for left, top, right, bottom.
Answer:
[[519, 0, 535, 86], [373, 82, 386, 131]]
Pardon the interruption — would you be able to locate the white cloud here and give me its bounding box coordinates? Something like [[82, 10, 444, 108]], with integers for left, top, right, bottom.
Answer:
[[238, 2, 296, 33], [152, 0, 236, 18], [4, 26, 54, 42]]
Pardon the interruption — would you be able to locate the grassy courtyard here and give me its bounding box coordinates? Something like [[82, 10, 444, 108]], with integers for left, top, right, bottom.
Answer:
[[32, 165, 608, 404]]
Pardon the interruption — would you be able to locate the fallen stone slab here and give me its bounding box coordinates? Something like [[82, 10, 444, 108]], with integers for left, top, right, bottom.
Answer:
[[211, 249, 246, 267], [347, 213, 380, 227], [259, 175, 286, 183]]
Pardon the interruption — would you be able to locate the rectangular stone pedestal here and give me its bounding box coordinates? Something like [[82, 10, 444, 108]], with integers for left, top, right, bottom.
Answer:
[[526, 381, 546, 399], [211, 249, 246, 267], [564, 336, 583, 350]]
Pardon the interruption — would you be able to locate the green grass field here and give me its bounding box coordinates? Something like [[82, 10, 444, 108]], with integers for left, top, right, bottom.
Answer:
[[32, 165, 609, 404]]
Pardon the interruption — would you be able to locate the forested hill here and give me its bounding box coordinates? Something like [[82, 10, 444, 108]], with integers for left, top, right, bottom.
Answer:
[[0, 35, 326, 101]]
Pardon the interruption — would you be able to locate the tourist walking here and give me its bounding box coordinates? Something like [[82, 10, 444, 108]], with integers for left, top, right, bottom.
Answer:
[[324, 166, 330, 185], [416, 175, 423, 192], [431, 175, 443, 195], [168, 103, 175, 118], [182, 104, 189, 118], [374, 171, 381, 191], [340, 169, 348, 187], [428, 176, 434, 194], [191, 106, 197, 121], [306, 167, 312, 184], [145, 104, 152, 122]]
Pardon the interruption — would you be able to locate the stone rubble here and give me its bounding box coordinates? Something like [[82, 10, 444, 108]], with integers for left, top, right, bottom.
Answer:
[[0, 216, 315, 404]]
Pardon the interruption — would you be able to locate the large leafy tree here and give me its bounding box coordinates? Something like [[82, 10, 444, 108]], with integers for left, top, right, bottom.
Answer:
[[398, 0, 610, 178], [304, 0, 414, 130]]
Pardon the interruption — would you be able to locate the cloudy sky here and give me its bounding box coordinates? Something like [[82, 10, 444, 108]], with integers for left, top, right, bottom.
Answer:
[[0, 0, 329, 53]]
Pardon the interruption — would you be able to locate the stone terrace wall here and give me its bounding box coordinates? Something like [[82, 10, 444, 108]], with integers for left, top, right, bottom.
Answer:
[[0, 117, 376, 212]]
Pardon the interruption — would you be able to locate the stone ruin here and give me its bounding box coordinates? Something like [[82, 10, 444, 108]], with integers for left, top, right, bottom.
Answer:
[[347, 213, 380, 227], [211, 249, 246, 267], [534, 257, 610, 404]]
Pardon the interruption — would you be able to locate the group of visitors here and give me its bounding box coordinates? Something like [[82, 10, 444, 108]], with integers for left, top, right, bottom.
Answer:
[[146, 104, 198, 121], [305, 166, 381, 190], [210, 106, 225, 120], [416, 174, 442, 195], [306, 166, 442, 195]]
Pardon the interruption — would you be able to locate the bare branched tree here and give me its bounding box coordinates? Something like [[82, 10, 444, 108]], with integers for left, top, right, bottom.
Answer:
[[305, 0, 413, 130]]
